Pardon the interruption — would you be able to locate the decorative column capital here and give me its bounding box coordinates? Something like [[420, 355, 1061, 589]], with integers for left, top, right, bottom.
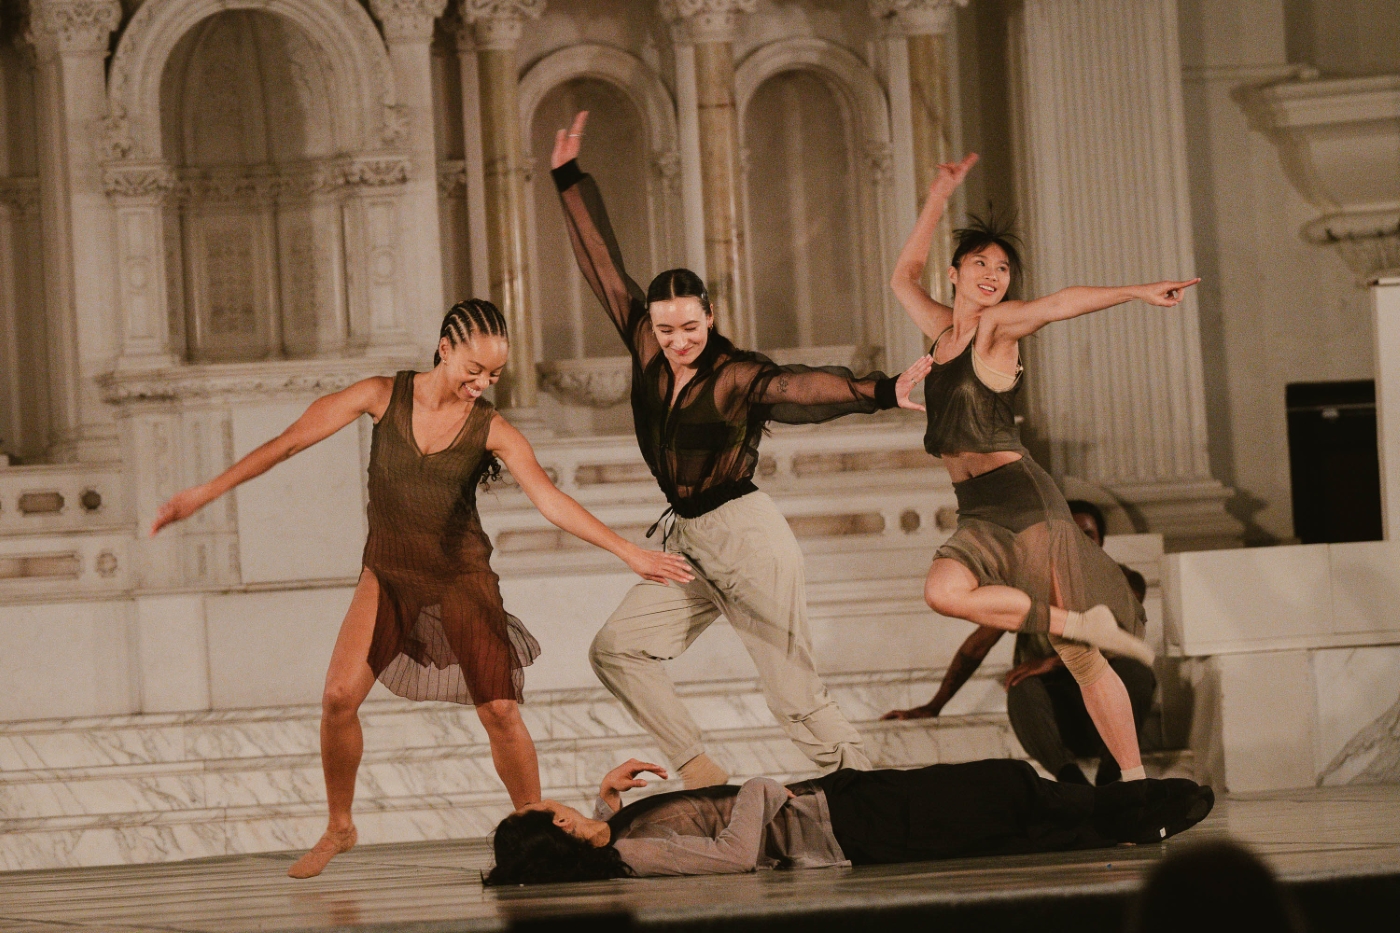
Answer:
[[868, 0, 968, 36], [461, 0, 546, 51], [369, 0, 449, 43], [659, 0, 757, 44], [23, 0, 122, 57]]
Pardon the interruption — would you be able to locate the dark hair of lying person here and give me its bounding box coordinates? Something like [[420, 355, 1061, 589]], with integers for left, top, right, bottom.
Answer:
[[483, 809, 633, 885]]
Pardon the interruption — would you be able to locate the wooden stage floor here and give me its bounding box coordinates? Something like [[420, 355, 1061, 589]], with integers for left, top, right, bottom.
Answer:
[[2, 786, 1398, 933]]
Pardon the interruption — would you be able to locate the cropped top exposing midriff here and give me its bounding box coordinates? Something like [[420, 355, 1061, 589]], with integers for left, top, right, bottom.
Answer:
[[553, 159, 898, 516], [923, 327, 1024, 458]]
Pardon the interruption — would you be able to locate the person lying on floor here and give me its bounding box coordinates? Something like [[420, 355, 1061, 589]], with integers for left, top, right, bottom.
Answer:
[[484, 757, 1214, 884]]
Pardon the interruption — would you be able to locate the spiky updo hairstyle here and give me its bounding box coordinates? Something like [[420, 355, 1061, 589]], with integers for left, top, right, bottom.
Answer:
[[433, 298, 509, 488], [645, 268, 736, 364], [483, 810, 634, 886], [950, 212, 1024, 299]]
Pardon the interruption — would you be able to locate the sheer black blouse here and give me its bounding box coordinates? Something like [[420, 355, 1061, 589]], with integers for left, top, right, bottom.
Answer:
[[553, 159, 898, 515]]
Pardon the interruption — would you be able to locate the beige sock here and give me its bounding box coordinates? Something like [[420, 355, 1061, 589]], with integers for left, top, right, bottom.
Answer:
[[1121, 765, 1147, 782], [678, 753, 730, 789], [1061, 605, 1156, 666]]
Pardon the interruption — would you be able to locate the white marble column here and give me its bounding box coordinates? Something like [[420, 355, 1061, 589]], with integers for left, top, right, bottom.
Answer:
[[369, 1, 449, 352], [454, 27, 492, 302], [462, 0, 544, 411], [870, 1, 966, 307], [1374, 276, 1400, 541], [660, 0, 754, 347], [25, 0, 123, 462], [1011, 0, 1236, 548]]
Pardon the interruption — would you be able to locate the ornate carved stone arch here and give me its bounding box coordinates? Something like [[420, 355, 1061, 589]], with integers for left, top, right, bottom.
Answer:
[[106, 0, 403, 162], [734, 38, 892, 156], [733, 37, 897, 363], [518, 43, 679, 159]]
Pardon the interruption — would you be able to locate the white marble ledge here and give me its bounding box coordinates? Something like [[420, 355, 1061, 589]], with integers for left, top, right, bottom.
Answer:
[[1165, 540, 1400, 656]]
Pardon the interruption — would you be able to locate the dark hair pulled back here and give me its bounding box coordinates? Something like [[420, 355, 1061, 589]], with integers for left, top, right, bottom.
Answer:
[[434, 298, 509, 488], [950, 212, 1024, 297], [645, 269, 736, 364], [483, 810, 633, 886], [435, 298, 508, 366]]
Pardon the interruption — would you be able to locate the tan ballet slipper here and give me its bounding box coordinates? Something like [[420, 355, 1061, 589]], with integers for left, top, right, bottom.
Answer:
[[287, 826, 357, 879]]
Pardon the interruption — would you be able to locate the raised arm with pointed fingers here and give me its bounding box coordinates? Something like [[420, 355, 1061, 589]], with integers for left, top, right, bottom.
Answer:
[[986, 278, 1202, 342], [891, 153, 979, 341]]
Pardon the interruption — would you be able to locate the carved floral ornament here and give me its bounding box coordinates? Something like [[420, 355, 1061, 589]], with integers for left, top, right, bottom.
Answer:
[[867, 0, 969, 36], [461, 0, 546, 50], [536, 357, 632, 408], [658, 0, 757, 44], [23, 0, 122, 56], [100, 156, 412, 202], [99, 358, 421, 405]]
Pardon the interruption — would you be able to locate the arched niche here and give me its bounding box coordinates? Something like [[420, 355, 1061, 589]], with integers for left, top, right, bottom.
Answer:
[[101, 0, 418, 368], [517, 45, 681, 423], [106, 0, 402, 162], [734, 38, 896, 371]]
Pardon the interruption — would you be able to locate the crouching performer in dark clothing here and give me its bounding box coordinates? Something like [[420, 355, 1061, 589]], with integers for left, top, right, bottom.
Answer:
[[484, 758, 1213, 883]]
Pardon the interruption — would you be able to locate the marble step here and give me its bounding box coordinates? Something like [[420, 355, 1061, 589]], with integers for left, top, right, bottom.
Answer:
[[0, 669, 967, 772], [0, 671, 1020, 870]]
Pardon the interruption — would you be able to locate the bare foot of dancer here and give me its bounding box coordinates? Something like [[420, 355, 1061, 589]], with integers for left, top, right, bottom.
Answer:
[[881, 705, 938, 720], [288, 826, 357, 879], [1060, 605, 1155, 666]]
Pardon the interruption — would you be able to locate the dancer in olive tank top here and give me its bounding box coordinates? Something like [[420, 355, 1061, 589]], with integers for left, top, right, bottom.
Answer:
[[885, 154, 1199, 781], [151, 300, 691, 878]]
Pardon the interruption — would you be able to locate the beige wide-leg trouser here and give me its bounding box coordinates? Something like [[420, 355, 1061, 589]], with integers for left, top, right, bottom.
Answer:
[[589, 491, 871, 773]]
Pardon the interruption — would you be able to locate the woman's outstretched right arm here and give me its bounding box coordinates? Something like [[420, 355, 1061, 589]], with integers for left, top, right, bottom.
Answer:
[[891, 153, 978, 341], [149, 377, 392, 536], [549, 111, 657, 363]]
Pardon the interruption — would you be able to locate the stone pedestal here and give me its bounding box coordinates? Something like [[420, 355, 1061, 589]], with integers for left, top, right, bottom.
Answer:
[[369, 1, 449, 351], [1374, 276, 1400, 541], [25, 0, 125, 462], [1011, 0, 1238, 548], [661, 1, 754, 346], [462, 0, 544, 410], [103, 163, 179, 372]]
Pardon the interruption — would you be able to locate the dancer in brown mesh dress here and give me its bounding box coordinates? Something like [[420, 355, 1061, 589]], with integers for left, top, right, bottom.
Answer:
[[882, 153, 1198, 781], [151, 299, 692, 878], [550, 113, 934, 788]]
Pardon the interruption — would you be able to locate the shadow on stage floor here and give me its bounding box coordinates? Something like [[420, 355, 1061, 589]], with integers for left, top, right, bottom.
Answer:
[[2, 786, 1398, 933]]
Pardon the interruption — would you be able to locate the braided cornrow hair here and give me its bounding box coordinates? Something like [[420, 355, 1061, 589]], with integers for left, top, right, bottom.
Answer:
[[433, 298, 510, 488], [435, 298, 509, 366]]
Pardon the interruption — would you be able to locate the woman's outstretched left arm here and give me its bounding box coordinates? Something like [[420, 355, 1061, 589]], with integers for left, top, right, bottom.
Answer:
[[487, 416, 693, 585], [990, 278, 1201, 341], [748, 354, 935, 424]]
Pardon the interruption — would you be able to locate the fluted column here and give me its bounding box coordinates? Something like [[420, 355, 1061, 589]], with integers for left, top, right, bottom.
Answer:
[[370, 1, 449, 352], [871, 0, 966, 306], [461, 0, 542, 410], [1012, 0, 1236, 547], [25, 0, 123, 461], [661, 0, 753, 346]]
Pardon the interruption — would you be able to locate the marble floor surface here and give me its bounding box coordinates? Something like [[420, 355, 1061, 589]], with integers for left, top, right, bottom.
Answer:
[[0, 786, 1396, 933]]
